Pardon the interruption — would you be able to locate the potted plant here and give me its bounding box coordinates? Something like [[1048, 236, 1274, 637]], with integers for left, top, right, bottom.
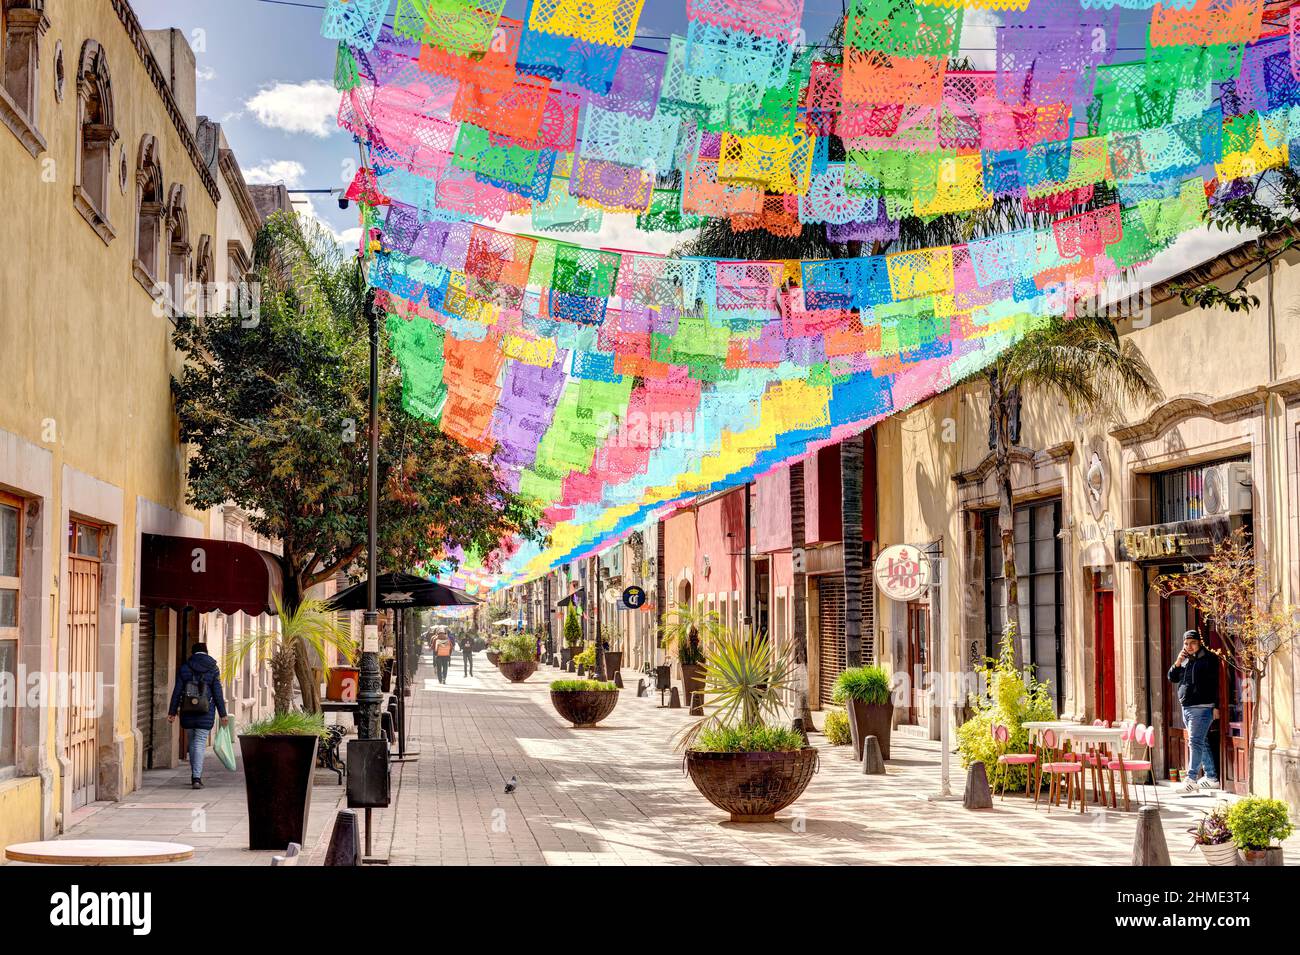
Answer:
[[1188, 802, 1239, 866], [680, 628, 818, 822], [574, 644, 595, 672], [239, 712, 328, 850], [600, 622, 623, 675], [379, 651, 395, 693], [550, 679, 619, 727], [326, 658, 359, 702], [660, 601, 720, 710], [834, 665, 894, 761], [225, 597, 355, 850], [1227, 796, 1293, 866], [485, 636, 502, 667], [823, 708, 851, 746], [496, 632, 538, 683], [561, 605, 582, 667]]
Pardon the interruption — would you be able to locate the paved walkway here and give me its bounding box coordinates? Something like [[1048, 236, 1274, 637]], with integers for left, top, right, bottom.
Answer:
[[19, 651, 1297, 866]]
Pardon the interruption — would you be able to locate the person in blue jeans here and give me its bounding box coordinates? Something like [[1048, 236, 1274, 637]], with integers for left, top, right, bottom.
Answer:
[[1167, 629, 1221, 792], [168, 642, 229, 790]]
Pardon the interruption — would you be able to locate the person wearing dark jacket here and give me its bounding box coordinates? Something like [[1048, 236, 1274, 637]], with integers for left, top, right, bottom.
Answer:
[[1166, 630, 1221, 792], [168, 643, 228, 789]]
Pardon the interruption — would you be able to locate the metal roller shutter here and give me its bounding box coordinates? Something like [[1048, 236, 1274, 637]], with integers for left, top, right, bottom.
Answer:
[[136, 604, 155, 769], [817, 575, 845, 705]]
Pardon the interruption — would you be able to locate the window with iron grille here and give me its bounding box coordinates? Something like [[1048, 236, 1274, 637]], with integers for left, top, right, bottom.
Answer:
[[983, 500, 1063, 709]]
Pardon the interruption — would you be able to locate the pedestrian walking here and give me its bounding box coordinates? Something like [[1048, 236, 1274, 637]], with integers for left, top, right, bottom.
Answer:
[[167, 642, 228, 789], [1167, 629, 1221, 792], [462, 632, 474, 677], [434, 630, 453, 684]]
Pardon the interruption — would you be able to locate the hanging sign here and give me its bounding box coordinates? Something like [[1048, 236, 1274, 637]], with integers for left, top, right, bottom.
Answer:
[[874, 544, 931, 602], [621, 585, 647, 609]]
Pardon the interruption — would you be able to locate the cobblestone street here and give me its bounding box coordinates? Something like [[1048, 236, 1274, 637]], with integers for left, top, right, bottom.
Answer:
[[30, 652, 1295, 867]]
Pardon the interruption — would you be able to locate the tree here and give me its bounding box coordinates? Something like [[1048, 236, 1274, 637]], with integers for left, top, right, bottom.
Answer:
[[225, 597, 356, 714], [1177, 165, 1300, 313], [983, 313, 1160, 664], [1159, 528, 1298, 792], [172, 213, 542, 711]]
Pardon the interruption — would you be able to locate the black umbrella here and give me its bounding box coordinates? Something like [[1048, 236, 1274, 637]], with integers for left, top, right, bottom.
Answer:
[[328, 572, 478, 610]]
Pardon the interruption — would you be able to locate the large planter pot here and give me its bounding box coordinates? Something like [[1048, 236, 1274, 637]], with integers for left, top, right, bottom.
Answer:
[[380, 658, 395, 693], [602, 651, 623, 674], [238, 734, 319, 851], [680, 662, 705, 708], [1242, 847, 1284, 866], [550, 689, 619, 727], [486, 650, 500, 667], [498, 659, 537, 683], [1198, 842, 1240, 866], [846, 698, 894, 761], [685, 748, 819, 822], [325, 666, 359, 702], [561, 646, 575, 667]]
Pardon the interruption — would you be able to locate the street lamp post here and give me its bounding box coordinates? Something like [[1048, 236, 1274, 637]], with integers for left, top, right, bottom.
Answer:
[[356, 300, 382, 741]]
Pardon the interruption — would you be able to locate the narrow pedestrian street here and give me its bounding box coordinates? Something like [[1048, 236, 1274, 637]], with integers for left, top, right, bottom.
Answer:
[[38, 651, 1293, 867]]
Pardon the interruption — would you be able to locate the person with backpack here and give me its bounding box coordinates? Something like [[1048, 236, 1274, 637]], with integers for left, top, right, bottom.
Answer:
[[434, 630, 453, 684], [168, 642, 228, 789]]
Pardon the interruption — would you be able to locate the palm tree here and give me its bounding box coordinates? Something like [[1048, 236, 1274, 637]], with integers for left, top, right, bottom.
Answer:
[[658, 600, 724, 665], [983, 313, 1161, 652], [225, 596, 358, 714]]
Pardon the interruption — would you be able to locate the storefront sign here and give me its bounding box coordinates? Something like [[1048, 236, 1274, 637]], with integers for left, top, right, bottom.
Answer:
[[1115, 516, 1235, 562], [621, 585, 646, 610], [874, 544, 931, 601]]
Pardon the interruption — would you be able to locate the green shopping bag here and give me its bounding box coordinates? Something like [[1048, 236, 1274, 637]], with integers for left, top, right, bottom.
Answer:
[[213, 720, 237, 772]]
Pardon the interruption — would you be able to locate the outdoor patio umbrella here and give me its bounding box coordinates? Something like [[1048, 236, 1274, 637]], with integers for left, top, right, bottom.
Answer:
[[327, 572, 478, 610], [328, 572, 477, 758]]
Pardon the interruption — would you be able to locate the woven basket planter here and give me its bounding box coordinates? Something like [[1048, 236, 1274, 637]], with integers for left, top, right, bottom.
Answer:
[[550, 689, 619, 727], [485, 650, 500, 667], [498, 660, 537, 683], [685, 748, 819, 822]]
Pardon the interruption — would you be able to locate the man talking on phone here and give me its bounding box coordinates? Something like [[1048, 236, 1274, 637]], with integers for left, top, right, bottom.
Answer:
[[1167, 629, 1221, 793]]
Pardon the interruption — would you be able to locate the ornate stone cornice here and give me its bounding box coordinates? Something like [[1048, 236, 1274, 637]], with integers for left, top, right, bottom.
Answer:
[[109, 0, 220, 204], [952, 441, 1075, 491], [1108, 377, 1300, 447]]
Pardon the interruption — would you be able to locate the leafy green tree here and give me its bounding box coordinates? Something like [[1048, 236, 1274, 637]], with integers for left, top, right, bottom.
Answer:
[[172, 213, 542, 711], [1176, 165, 1300, 313]]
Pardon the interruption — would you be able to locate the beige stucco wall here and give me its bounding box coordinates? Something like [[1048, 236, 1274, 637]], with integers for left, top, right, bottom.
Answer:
[[874, 245, 1300, 807], [0, 0, 219, 834]]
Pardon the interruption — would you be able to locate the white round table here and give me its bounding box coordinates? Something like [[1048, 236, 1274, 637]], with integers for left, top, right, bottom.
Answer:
[[5, 839, 194, 865]]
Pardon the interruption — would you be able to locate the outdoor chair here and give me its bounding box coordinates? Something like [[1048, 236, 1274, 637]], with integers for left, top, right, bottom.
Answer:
[[1107, 723, 1158, 811], [991, 723, 1037, 800], [1038, 729, 1086, 814]]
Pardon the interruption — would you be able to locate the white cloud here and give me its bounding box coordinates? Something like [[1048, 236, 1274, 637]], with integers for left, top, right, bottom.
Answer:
[[244, 159, 307, 188], [196, 65, 217, 83], [245, 80, 340, 138]]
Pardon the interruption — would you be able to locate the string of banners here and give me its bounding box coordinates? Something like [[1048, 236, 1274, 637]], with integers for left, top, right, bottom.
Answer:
[[321, 0, 1300, 587]]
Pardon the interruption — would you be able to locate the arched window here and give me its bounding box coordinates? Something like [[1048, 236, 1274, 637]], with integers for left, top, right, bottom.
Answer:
[[132, 135, 163, 290], [0, 0, 47, 155], [194, 234, 214, 318], [74, 40, 117, 243], [164, 183, 191, 316]]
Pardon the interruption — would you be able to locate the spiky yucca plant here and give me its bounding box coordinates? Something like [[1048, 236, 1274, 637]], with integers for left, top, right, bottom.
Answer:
[[225, 596, 357, 714], [676, 629, 797, 751]]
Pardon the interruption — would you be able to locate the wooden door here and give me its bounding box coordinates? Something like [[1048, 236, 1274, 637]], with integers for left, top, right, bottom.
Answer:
[[904, 602, 930, 725], [66, 552, 100, 809], [1162, 592, 1247, 794], [1093, 587, 1116, 724]]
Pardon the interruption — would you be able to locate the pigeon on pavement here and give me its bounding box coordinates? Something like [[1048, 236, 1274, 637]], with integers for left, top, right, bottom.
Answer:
[[504, 775, 517, 794]]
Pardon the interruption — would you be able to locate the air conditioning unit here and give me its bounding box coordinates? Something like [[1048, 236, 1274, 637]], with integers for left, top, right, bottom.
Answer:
[[1202, 461, 1253, 516]]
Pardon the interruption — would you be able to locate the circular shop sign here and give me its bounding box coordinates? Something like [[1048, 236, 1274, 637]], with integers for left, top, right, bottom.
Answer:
[[621, 585, 647, 610], [874, 544, 931, 602]]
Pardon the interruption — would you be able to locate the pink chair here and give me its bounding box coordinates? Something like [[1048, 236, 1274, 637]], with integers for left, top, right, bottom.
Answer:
[[1039, 729, 1086, 813], [992, 723, 1037, 800], [1107, 723, 1158, 810]]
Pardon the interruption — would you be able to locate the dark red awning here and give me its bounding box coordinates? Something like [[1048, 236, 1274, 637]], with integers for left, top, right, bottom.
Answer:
[[140, 533, 283, 616]]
